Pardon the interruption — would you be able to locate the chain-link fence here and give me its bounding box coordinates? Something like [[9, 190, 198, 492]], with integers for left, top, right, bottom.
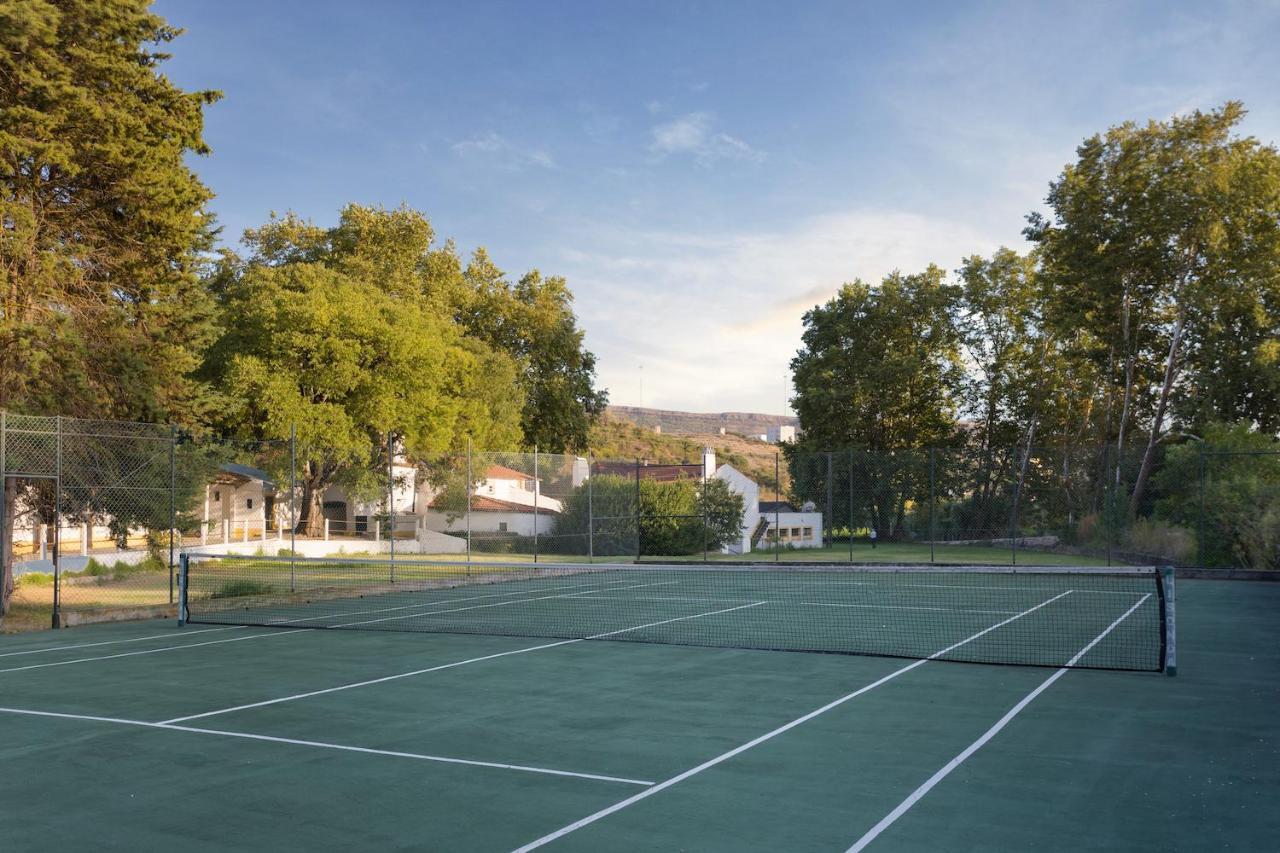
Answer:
[[4, 412, 1278, 630]]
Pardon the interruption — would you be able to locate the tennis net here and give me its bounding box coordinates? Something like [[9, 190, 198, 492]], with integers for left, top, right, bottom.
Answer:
[[179, 554, 1172, 672]]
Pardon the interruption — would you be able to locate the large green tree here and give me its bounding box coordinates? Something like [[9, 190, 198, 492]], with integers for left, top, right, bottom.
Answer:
[[461, 250, 608, 452], [1027, 102, 1280, 513], [205, 212, 524, 536], [0, 0, 218, 620], [790, 266, 964, 451]]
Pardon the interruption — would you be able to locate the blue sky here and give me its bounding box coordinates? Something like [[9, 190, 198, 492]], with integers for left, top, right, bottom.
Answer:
[[157, 0, 1280, 414]]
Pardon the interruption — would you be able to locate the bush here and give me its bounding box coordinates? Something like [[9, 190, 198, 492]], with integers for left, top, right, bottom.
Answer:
[[1122, 519, 1196, 564], [17, 572, 55, 587], [211, 579, 275, 598]]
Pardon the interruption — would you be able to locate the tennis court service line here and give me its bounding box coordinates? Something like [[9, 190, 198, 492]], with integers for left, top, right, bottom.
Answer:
[[157, 601, 767, 726], [0, 625, 246, 658], [844, 593, 1152, 853], [263, 576, 671, 627], [0, 706, 653, 787], [508, 590, 1074, 853]]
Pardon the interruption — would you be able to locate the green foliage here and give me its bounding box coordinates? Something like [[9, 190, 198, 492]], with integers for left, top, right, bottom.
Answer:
[[460, 252, 608, 452], [1155, 423, 1280, 568], [554, 474, 744, 557], [211, 579, 275, 599], [790, 267, 963, 452], [0, 0, 220, 421]]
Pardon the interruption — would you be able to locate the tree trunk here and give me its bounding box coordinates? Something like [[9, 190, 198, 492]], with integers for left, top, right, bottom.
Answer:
[[297, 476, 327, 537], [1130, 314, 1186, 516]]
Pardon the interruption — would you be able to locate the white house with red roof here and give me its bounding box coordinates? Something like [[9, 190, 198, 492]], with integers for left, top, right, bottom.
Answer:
[[422, 463, 565, 537]]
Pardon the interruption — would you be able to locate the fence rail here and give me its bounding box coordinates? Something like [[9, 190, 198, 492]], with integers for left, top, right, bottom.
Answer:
[[3, 412, 1277, 628]]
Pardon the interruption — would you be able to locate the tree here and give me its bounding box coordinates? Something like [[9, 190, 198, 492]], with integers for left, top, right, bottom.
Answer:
[[1155, 423, 1280, 569], [461, 251, 608, 452], [1027, 102, 1280, 514], [205, 218, 524, 536], [553, 475, 744, 557], [790, 266, 963, 452], [0, 0, 218, 621]]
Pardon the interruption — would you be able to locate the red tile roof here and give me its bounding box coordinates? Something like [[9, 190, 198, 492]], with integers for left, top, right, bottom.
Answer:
[[590, 461, 704, 482], [427, 495, 558, 514], [484, 464, 534, 481]]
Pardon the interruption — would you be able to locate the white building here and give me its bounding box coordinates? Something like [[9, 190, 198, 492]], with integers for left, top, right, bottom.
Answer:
[[766, 425, 797, 444], [704, 448, 823, 553], [424, 464, 562, 537]]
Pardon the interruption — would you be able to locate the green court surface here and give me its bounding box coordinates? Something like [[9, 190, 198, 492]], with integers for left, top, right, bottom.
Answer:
[[1, 577, 1276, 852]]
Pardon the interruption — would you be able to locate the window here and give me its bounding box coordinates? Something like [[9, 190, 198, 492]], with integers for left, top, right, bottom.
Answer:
[[488, 485, 496, 494], [213, 490, 220, 502], [246, 498, 254, 510], [803, 527, 813, 539], [498, 522, 508, 532], [791, 527, 801, 537]]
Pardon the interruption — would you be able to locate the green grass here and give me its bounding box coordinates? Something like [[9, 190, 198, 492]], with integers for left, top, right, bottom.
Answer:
[[634, 541, 1128, 566], [211, 579, 277, 598]]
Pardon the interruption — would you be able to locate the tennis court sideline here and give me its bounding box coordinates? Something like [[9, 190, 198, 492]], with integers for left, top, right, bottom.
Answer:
[[0, 562, 1275, 852]]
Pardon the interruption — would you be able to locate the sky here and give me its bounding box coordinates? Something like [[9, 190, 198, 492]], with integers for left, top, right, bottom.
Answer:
[[156, 0, 1280, 415]]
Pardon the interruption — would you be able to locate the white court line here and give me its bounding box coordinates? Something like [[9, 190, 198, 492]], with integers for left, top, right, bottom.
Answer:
[[508, 590, 1074, 852], [0, 628, 309, 674], [0, 626, 245, 658], [904, 584, 1145, 596], [158, 601, 767, 726], [329, 580, 682, 629], [263, 577, 657, 626], [0, 580, 676, 676], [800, 602, 1018, 615], [0, 706, 652, 787], [844, 593, 1152, 853]]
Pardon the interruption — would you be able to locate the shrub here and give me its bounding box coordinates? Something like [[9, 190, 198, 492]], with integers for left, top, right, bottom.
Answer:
[[211, 579, 275, 598], [1122, 519, 1196, 564], [17, 572, 55, 587]]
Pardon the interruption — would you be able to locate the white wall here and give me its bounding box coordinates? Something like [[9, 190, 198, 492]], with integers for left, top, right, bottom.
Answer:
[[424, 509, 556, 536], [714, 464, 759, 554], [765, 511, 824, 548]]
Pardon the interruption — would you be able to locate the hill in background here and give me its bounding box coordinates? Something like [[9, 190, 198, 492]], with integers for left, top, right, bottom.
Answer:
[[588, 412, 788, 494], [605, 405, 798, 437]]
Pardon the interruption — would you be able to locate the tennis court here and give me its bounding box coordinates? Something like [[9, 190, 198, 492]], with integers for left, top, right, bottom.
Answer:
[[2, 557, 1277, 851]]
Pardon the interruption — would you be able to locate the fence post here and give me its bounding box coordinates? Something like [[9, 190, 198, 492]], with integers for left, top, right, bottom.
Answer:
[[1197, 445, 1206, 568], [0, 412, 5, 594], [587, 455, 594, 563], [52, 415, 62, 628], [533, 447, 539, 564], [290, 423, 297, 590], [848, 449, 854, 563], [702, 459, 709, 562], [387, 430, 395, 582], [1103, 444, 1112, 567], [824, 452, 832, 550], [82, 522, 90, 557], [260, 509, 267, 543], [929, 448, 936, 565], [323, 517, 329, 542], [634, 458, 642, 562], [774, 452, 781, 564], [1010, 446, 1020, 566], [169, 424, 177, 604], [466, 437, 472, 573]]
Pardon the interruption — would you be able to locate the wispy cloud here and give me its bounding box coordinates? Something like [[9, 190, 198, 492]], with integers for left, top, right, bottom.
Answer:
[[649, 112, 765, 165], [451, 133, 556, 170], [558, 209, 998, 412]]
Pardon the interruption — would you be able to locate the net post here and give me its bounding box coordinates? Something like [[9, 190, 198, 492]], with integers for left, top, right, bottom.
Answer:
[[1160, 565, 1177, 676], [177, 553, 189, 626]]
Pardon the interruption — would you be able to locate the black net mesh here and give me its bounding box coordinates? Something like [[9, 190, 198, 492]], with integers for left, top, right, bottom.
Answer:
[[183, 554, 1165, 671]]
